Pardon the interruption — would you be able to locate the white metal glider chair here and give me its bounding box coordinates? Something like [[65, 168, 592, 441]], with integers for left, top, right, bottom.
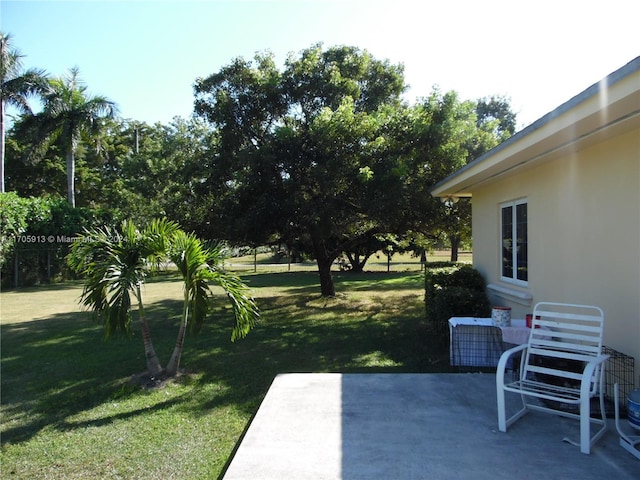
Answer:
[[496, 302, 609, 454]]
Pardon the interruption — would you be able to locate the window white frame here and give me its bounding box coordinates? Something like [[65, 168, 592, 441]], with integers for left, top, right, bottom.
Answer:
[[500, 199, 528, 285]]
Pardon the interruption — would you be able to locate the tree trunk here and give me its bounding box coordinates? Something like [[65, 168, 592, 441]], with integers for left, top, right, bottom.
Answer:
[[136, 285, 164, 377], [66, 148, 75, 207], [165, 291, 189, 377], [346, 250, 370, 273], [312, 237, 336, 297], [450, 236, 460, 262], [1, 98, 6, 193], [350, 261, 364, 273]]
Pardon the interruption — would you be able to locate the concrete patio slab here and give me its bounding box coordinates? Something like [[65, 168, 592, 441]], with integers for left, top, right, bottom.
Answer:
[[222, 373, 639, 480]]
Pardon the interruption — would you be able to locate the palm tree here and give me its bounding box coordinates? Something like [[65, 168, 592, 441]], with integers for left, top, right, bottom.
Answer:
[[68, 218, 179, 377], [165, 232, 259, 377], [69, 218, 259, 379], [0, 32, 48, 193], [24, 66, 117, 206]]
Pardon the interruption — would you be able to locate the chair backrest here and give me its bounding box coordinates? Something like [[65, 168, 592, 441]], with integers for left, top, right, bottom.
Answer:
[[523, 302, 605, 393]]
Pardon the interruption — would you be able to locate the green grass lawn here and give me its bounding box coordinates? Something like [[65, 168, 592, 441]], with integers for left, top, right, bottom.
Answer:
[[1, 267, 452, 479]]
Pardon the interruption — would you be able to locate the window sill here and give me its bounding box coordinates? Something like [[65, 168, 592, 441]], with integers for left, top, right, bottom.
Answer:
[[487, 283, 533, 306]]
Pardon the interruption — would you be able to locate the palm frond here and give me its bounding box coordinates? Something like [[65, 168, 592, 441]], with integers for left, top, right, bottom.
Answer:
[[198, 239, 259, 339], [211, 268, 260, 341], [144, 218, 180, 269], [189, 274, 213, 333], [1, 32, 23, 79], [2, 69, 48, 112], [169, 230, 213, 331], [68, 223, 150, 336]]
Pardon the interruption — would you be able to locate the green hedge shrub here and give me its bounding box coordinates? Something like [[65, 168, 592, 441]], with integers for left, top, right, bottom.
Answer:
[[0, 193, 115, 287], [425, 264, 491, 333]]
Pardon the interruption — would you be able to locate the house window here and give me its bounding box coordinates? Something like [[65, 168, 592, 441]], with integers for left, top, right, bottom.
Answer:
[[501, 200, 528, 283]]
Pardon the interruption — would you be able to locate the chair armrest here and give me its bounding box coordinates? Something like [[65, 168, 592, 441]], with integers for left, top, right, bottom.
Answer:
[[497, 343, 528, 370], [580, 354, 610, 399], [590, 354, 610, 366], [580, 353, 610, 375]]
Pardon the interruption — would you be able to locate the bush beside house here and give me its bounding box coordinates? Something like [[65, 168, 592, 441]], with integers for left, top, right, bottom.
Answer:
[[425, 264, 491, 334]]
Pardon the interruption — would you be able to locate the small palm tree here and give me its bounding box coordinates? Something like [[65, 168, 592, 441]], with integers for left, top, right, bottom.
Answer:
[[68, 218, 179, 377], [24, 66, 117, 206], [69, 218, 259, 379], [0, 32, 48, 193], [165, 231, 259, 376]]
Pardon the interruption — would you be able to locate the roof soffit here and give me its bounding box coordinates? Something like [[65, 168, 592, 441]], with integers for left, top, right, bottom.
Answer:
[[431, 58, 640, 197]]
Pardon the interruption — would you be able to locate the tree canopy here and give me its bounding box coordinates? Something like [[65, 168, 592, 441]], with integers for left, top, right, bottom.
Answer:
[[192, 44, 513, 296], [194, 45, 411, 295], [3, 38, 516, 293]]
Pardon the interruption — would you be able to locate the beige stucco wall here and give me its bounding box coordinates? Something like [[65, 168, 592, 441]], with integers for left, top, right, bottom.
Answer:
[[472, 128, 640, 381]]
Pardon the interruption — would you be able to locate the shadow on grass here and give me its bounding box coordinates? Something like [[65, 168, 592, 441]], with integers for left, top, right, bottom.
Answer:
[[0, 280, 86, 293], [1, 301, 182, 445], [240, 271, 321, 289], [1, 271, 450, 449]]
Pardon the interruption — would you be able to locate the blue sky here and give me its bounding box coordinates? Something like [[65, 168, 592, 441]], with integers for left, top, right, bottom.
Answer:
[[2, 0, 639, 129]]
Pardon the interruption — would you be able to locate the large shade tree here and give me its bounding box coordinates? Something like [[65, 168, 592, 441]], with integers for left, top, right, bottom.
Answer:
[[0, 32, 47, 193], [194, 44, 408, 296], [194, 46, 515, 293], [21, 67, 117, 207]]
